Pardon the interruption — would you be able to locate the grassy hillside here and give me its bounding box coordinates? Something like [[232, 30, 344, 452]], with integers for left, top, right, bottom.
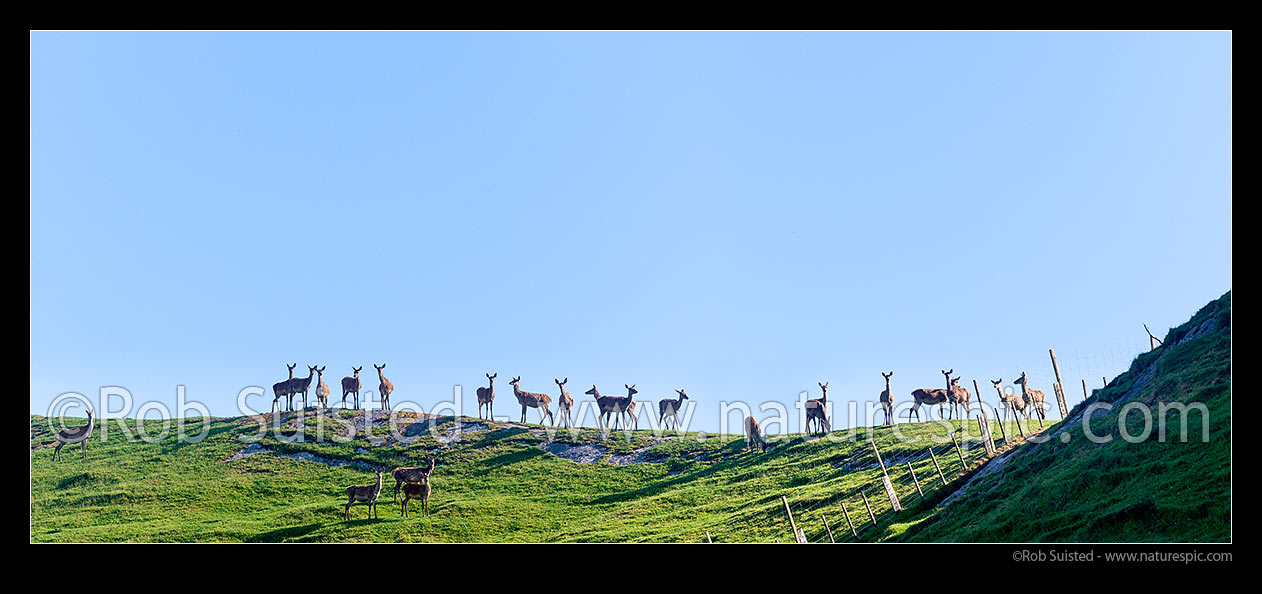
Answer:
[[898, 291, 1231, 542], [29, 292, 1230, 543]]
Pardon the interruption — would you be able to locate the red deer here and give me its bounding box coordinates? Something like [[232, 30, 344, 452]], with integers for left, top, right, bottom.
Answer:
[[477, 373, 497, 420], [947, 375, 971, 420], [614, 384, 639, 430], [287, 365, 317, 411], [400, 481, 431, 518], [375, 364, 393, 411], [509, 376, 554, 425], [314, 366, 330, 409], [272, 363, 297, 414], [805, 382, 831, 435], [554, 378, 574, 429], [1014, 371, 1046, 421], [879, 371, 894, 425], [52, 408, 95, 462], [991, 378, 1028, 421], [744, 416, 769, 453], [586, 385, 624, 430], [341, 366, 362, 410], [343, 470, 385, 520], [907, 369, 954, 422], [391, 457, 435, 504], [658, 389, 689, 430]]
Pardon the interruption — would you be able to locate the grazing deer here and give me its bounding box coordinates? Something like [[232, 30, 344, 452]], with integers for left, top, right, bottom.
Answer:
[[272, 363, 297, 414], [53, 408, 95, 462], [744, 416, 769, 453], [314, 366, 330, 408], [477, 373, 497, 420], [509, 376, 554, 425], [554, 378, 574, 429], [805, 382, 831, 435], [613, 384, 638, 430], [947, 375, 971, 420], [287, 365, 316, 411], [658, 389, 689, 431], [907, 369, 954, 422], [587, 385, 624, 430], [375, 364, 393, 411], [991, 378, 1028, 421], [400, 481, 432, 518], [343, 470, 384, 520], [879, 372, 894, 425], [341, 366, 362, 410], [391, 457, 435, 504], [1014, 371, 1047, 421]]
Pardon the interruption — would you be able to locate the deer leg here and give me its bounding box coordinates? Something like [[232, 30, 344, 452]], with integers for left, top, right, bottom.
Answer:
[[54, 442, 63, 461], [81, 441, 87, 459]]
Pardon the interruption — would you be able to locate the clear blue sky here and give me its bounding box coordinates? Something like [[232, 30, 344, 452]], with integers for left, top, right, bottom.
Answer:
[[30, 31, 1231, 432]]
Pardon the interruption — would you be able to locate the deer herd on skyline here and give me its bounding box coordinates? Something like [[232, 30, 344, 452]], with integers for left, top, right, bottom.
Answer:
[[265, 363, 1050, 441]]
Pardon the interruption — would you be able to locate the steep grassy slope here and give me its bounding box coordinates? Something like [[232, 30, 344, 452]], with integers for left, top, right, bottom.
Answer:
[[898, 291, 1231, 542], [30, 292, 1230, 543], [31, 406, 1016, 542]]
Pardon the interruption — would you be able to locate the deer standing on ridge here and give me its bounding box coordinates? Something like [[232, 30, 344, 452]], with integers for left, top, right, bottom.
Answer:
[[288, 365, 316, 411], [375, 364, 393, 411], [272, 363, 297, 414], [1014, 371, 1046, 421], [879, 372, 894, 425], [613, 384, 638, 430], [805, 382, 831, 435], [744, 416, 769, 453], [991, 378, 1028, 421], [587, 386, 623, 431], [658, 389, 689, 431], [907, 369, 954, 422], [509, 376, 554, 425], [477, 373, 497, 420], [554, 378, 574, 429], [947, 375, 971, 420], [341, 366, 362, 410], [314, 366, 330, 409]]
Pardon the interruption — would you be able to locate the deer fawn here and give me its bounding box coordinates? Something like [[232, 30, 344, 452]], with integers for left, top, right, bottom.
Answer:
[[375, 364, 393, 411], [392, 457, 435, 504], [53, 408, 95, 462], [509, 376, 554, 425], [908, 370, 954, 422], [1014, 371, 1046, 421], [343, 470, 384, 520], [805, 382, 831, 435], [314, 366, 330, 409], [401, 481, 431, 518], [477, 373, 497, 420], [341, 366, 362, 410], [744, 416, 769, 453], [991, 378, 1028, 421], [272, 363, 297, 414], [879, 372, 894, 425], [947, 375, 971, 420], [658, 389, 689, 431], [554, 378, 574, 429]]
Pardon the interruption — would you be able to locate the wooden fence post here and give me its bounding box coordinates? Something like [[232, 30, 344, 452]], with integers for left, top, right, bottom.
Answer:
[[993, 405, 1008, 443], [840, 500, 858, 537], [871, 440, 902, 512], [782, 496, 807, 543], [907, 461, 924, 501], [860, 490, 877, 526], [976, 412, 995, 456], [928, 446, 947, 485], [820, 514, 836, 543], [706, 531, 712, 543], [1049, 348, 1069, 419], [949, 431, 967, 470], [1082, 378, 1088, 401]]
